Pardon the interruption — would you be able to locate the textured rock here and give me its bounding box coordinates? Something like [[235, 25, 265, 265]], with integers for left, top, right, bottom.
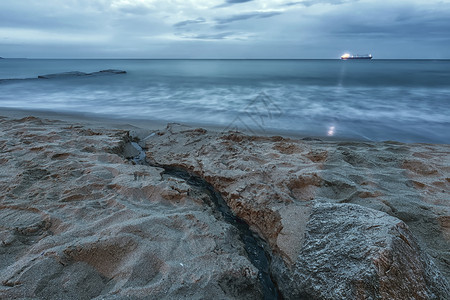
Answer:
[[1, 117, 449, 299], [0, 117, 262, 299], [272, 202, 448, 299], [144, 123, 450, 298]]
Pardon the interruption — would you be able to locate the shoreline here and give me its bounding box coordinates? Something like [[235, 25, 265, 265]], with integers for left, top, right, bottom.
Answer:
[[0, 107, 329, 140], [0, 107, 438, 145]]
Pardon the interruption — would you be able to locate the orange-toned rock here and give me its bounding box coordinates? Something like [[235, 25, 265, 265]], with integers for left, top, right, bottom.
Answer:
[[0, 117, 263, 299], [144, 123, 450, 298]]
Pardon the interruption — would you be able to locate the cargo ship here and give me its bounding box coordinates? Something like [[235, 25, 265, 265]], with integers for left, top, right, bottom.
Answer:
[[341, 53, 372, 60]]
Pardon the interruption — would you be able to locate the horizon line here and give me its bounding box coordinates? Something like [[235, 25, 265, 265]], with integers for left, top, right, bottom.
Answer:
[[2, 57, 450, 60]]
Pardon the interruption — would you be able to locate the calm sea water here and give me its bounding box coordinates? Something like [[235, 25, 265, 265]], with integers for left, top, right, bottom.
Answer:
[[0, 59, 449, 143]]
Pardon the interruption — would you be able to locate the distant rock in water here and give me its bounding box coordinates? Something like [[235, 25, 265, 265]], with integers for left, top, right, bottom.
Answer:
[[93, 69, 127, 75], [37, 71, 87, 79], [38, 69, 126, 79], [0, 69, 126, 83]]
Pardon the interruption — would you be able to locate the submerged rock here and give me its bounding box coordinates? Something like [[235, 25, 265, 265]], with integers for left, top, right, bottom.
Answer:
[[1, 69, 126, 83], [37, 71, 87, 79], [38, 69, 126, 79], [91, 69, 127, 76]]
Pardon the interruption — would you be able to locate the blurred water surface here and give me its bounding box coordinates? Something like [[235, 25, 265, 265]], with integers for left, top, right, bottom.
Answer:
[[0, 59, 449, 143]]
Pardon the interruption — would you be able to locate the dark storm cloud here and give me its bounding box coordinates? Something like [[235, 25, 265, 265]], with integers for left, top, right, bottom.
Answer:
[[215, 0, 254, 9], [174, 18, 206, 28], [181, 32, 237, 40], [116, 4, 153, 15], [215, 11, 282, 24], [332, 19, 450, 39], [322, 4, 450, 40], [227, 0, 254, 3], [284, 0, 357, 7]]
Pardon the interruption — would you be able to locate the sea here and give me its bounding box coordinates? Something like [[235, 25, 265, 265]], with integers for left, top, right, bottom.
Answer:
[[0, 59, 449, 143]]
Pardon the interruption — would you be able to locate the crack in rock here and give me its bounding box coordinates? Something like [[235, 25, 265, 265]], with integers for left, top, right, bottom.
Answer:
[[127, 140, 282, 300]]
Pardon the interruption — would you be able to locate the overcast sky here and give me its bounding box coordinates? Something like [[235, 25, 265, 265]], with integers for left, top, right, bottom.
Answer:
[[1, 0, 449, 59]]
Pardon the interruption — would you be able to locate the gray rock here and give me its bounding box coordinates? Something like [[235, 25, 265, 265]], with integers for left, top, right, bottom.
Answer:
[[90, 69, 126, 76], [272, 202, 450, 299], [1, 69, 126, 82], [37, 69, 126, 79], [38, 71, 87, 79]]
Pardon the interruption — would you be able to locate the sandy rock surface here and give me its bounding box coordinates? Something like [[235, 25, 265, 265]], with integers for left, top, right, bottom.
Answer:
[[145, 123, 450, 299], [1, 116, 449, 299], [0, 117, 262, 299]]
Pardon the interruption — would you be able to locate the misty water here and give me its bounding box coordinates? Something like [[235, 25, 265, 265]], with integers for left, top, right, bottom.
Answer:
[[0, 59, 449, 143]]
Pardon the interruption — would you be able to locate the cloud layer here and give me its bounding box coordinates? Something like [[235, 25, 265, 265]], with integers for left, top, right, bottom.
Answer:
[[0, 0, 449, 58]]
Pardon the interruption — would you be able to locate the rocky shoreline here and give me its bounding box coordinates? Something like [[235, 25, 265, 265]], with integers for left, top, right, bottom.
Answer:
[[0, 116, 449, 299]]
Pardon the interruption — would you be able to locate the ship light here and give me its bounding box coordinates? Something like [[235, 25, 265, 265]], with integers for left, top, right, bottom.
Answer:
[[341, 53, 351, 59], [327, 126, 335, 136]]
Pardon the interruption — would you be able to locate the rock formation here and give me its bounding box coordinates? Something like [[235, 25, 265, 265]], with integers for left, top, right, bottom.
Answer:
[[37, 69, 126, 79], [144, 123, 450, 299], [272, 203, 447, 299], [0, 118, 449, 299], [0, 70, 126, 83], [0, 117, 262, 299]]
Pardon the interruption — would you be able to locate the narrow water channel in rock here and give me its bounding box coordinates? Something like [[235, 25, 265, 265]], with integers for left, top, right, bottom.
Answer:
[[128, 141, 281, 300]]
